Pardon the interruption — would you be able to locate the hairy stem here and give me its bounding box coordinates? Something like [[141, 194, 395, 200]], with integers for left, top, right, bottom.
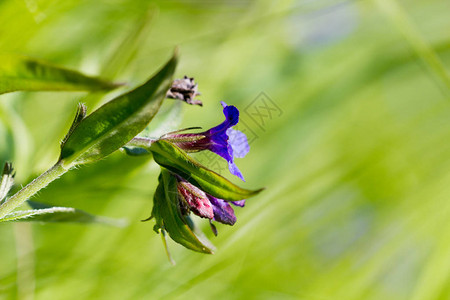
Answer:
[[0, 163, 68, 219]]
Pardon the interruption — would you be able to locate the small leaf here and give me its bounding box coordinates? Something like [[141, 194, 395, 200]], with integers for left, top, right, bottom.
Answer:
[[0, 201, 126, 226], [0, 53, 119, 94], [150, 140, 263, 201], [151, 169, 214, 254], [60, 103, 87, 149], [0, 162, 15, 202], [59, 51, 178, 167]]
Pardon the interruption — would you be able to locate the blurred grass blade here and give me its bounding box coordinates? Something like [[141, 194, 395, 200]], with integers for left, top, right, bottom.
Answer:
[[0, 162, 14, 202], [101, 9, 157, 79], [151, 169, 214, 254], [150, 140, 263, 201], [0, 53, 120, 94], [0, 201, 125, 226], [59, 52, 177, 167], [374, 0, 450, 93]]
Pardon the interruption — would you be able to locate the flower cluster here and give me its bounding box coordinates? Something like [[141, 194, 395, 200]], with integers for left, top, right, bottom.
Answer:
[[137, 89, 261, 256], [162, 101, 250, 227], [122, 77, 262, 257]]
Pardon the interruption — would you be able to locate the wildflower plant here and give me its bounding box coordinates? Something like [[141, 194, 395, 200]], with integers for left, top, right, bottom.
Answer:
[[0, 50, 262, 258]]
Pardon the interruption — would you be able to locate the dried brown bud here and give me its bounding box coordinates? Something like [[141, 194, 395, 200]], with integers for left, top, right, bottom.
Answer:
[[166, 76, 203, 106]]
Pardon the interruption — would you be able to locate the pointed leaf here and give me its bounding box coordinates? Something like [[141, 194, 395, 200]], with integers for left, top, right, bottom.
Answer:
[[151, 169, 213, 254], [0, 201, 125, 226], [150, 140, 263, 201], [0, 53, 119, 94], [59, 52, 178, 167]]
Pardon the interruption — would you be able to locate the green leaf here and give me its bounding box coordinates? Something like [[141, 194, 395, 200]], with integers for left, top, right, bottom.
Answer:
[[0, 201, 125, 226], [59, 51, 178, 167], [151, 169, 214, 254], [0, 53, 120, 94], [0, 162, 14, 202], [150, 140, 263, 201]]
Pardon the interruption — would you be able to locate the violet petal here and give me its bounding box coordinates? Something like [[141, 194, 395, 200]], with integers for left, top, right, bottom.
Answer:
[[226, 128, 249, 158], [208, 196, 237, 225]]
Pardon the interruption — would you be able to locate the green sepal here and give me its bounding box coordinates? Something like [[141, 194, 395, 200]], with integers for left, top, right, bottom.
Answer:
[[60, 103, 87, 150], [150, 140, 263, 201], [0, 53, 119, 94], [59, 52, 177, 167], [151, 169, 214, 254]]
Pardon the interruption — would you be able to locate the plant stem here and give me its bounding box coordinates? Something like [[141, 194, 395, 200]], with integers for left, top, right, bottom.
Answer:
[[127, 137, 156, 148], [0, 163, 68, 219]]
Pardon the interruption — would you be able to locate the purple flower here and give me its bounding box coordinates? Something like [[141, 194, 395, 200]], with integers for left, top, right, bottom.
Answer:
[[176, 177, 244, 229], [164, 102, 249, 181], [208, 196, 243, 225]]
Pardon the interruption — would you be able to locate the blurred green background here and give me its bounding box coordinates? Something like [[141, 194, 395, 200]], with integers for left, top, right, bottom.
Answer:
[[1, 0, 449, 299]]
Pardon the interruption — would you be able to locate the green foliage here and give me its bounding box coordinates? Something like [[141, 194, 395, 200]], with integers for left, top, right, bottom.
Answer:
[[0, 54, 118, 94], [59, 53, 177, 167], [150, 140, 262, 201]]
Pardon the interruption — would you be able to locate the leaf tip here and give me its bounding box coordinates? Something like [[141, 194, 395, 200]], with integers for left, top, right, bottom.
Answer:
[[173, 46, 180, 58], [2, 162, 14, 177], [255, 187, 266, 194]]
